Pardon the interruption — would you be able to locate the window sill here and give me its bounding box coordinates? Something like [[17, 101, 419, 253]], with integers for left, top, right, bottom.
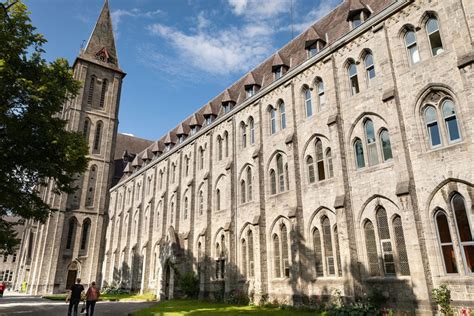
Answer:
[[425, 139, 464, 154], [307, 177, 335, 188], [354, 160, 394, 174], [363, 275, 411, 282]]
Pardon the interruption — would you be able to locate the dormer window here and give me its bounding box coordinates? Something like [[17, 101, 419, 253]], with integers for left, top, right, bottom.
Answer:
[[245, 85, 258, 98], [352, 15, 362, 28], [273, 66, 283, 80], [307, 40, 324, 58], [178, 135, 186, 144], [349, 10, 370, 30], [190, 126, 199, 135], [222, 101, 233, 114], [165, 144, 172, 152], [205, 115, 214, 126]]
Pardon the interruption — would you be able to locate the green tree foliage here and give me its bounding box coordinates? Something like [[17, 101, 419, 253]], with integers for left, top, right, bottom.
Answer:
[[0, 0, 88, 254]]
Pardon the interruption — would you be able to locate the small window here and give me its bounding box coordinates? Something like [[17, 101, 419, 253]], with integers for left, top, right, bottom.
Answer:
[[246, 167, 253, 201], [315, 139, 325, 181], [354, 138, 365, 169], [316, 79, 325, 110], [405, 30, 420, 65], [249, 117, 255, 145], [307, 42, 319, 58], [451, 194, 474, 273], [199, 191, 204, 215], [270, 169, 276, 195], [435, 211, 458, 273], [426, 17, 444, 56], [352, 14, 362, 28], [222, 102, 232, 114], [99, 79, 107, 108], [277, 155, 284, 192], [380, 129, 393, 161], [93, 121, 103, 153], [184, 197, 188, 220], [87, 76, 96, 105], [245, 85, 255, 98], [281, 224, 290, 277], [424, 106, 441, 147], [376, 208, 395, 274], [442, 100, 460, 142], [199, 147, 205, 170], [217, 136, 223, 160], [273, 234, 281, 278], [348, 62, 360, 95], [270, 108, 277, 135], [313, 228, 323, 276], [206, 116, 213, 125], [216, 189, 221, 211], [326, 148, 334, 178], [364, 53, 376, 83], [304, 88, 313, 118], [306, 156, 315, 183], [364, 220, 380, 276], [364, 120, 379, 166], [279, 102, 286, 129], [66, 219, 76, 250], [241, 123, 247, 148], [274, 66, 283, 80], [240, 180, 246, 204], [83, 118, 91, 140], [322, 217, 335, 275]]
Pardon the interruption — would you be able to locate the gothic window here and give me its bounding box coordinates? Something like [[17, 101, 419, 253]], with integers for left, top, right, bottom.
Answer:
[[242, 239, 247, 277], [66, 218, 76, 250], [315, 139, 325, 181], [248, 230, 254, 277], [240, 180, 246, 204], [348, 62, 359, 95], [379, 129, 393, 161], [426, 17, 444, 56], [199, 147, 205, 170], [313, 228, 323, 276], [306, 156, 315, 184], [184, 197, 188, 220], [326, 148, 334, 178], [279, 102, 286, 130], [170, 202, 174, 224], [393, 215, 410, 275], [316, 79, 325, 110], [87, 75, 96, 105], [304, 87, 313, 118], [270, 169, 277, 195], [85, 165, 97, 208], [216, 189, 221, 211], [247, 167, 252, 201], [171, 163, 176, 183], [27, 231, 34, 261], [224, 132, 229, 157], [281, 224, 290, 277], [198, 190, 204, 215], [80, 219, 91, 251], [93, 121, 103, 153], [217, 136, 223, 161], [99, 79, 107, 108], [273, 234, 281, 278], [249, 117, 255, 145], [442, 100, 461, 143], [269, 107, 276, 135], [451, 194, 474, 273], [365, 119, 379, 166], [364, 220, 379, 276], [322, 217, 335, 275], [277, 154, 285, 192], [364, 53, 376, 83], [334, 226, 342, 276], [285, 163, 290, 191], [83, 118, 91, 141], [435, 211, 458, 273], [376, 207, 395, 274], [424, 106, 441, 148], [184, 156, 190, 177], [241, 122, 247, 149], [159, 170, 164, 190], [405, 30, 420, 65]]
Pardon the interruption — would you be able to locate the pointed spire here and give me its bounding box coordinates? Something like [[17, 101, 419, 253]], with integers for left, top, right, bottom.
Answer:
[[83, 0, 119, 67]]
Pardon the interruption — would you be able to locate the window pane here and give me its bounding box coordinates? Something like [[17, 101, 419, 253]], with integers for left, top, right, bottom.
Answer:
[[436, 213, 452, 243], [364, 221, 380, 276], [313, 228, 323, 276], [281, 225, 290, 278], [380, 130, 393, 161], [409, 45, 420, 64], [270, 170, 276, 195], [322, 217, 334, 275], [429, 32, 443, 56], [307, 157, 315, 183], [428, 123, 441, 147], [393, 216, 410, 275], [405, 31, 416, 46], [442, 245, 458, 273], [426, 18, 439, 34], [463, 245, 474, 273], [326, 149, 334, 178], [305, 89, 313, 117], [280, 103, 286, 129], [273, 235, 281, 278], [452, 195, 473, 242], [442, 101, 460, 142], [355, 140, 365, 168], [334, 226, 342, 276]]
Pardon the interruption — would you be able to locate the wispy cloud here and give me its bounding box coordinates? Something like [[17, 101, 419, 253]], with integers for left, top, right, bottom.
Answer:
[[228, 0, 290, 19], [111, 8, 163, 31], [283, 0, 343, 33]]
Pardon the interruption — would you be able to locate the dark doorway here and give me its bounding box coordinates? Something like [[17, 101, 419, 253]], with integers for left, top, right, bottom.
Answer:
[[164, 264, 171, 300], [66, 269, 77, 290]]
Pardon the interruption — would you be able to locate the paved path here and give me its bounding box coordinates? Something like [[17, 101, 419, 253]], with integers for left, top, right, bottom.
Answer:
[[0, 295, 156, 316]]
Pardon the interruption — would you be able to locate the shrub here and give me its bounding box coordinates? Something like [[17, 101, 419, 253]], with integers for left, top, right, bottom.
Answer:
[[101, 283, 128, 295], [432, 284, 453, 316], [225, 288, 250, 305], [179, 272, 199, 299]]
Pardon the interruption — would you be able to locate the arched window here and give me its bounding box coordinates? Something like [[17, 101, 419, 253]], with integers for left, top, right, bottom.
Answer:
[[442, 100, 460, 142], [435, 211, 458, 273], [93, 121, 103, 153], [315, 139, 325, 181], [270, 169, 276, 195], [316, 79, 325, 110], [348, 62, 359, 95], [83, 118, 91, 141], [313, 228, 323, 276], [184, 156, 190, 177], [85, 165, 97, 207], [273, 234, 281, 278], [277, 155, 284, 192], [424, 106, 441, 147], [249, 117, 255, 145], [364, 53, 376, 83], [322, 217, 335, 275], [405, 30, 420, 65], [242, 239, 247, 277], [66, 218, 76, 250], [426, 17, 444, 56], [376, 208, 395, 274], [216, 189, 221, 211], [451, 194, 474, 273], [270, 107, 276, 135], [247, 167, 252, 201], [354, 138, 365, 169], [279, 102, 286, 129], [240, 180, 246, 204], [281, 224, 290, 277], [159, 170, 164, 190], [171, 163, 176, 183], [199, 190, 204, 215], [99, 79, 107, 108], [379, 129, 393, 161], [393, 215, 410, 275], [248, 230, 254, 277], [133, 211, 139, 236], [334, 226, 342, 276], [184, 197, 188, 220], [80, 219, 91, 251], [87, 75, 95, 105], [306, 156, 315, 184], [365, 120, 379, 166], [364, 220, 379, 276], [326, 148, 334, 178], [241, 122, 247, 148], [285, 163, 290, 191], [304, 87, 312, 118], [224, 132, 229, 157], [199, 147, 205, 169], [170, 202, 174, 224], [217, 136, 223, 160]]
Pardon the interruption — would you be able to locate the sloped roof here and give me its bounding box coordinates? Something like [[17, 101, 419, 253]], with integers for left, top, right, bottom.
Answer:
[[114, 133, 153, 160]]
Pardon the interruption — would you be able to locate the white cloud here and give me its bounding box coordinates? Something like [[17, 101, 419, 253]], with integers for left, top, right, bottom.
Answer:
[[196, 11, 210, 30], [228, 0, 290, 19], [284, 0, 343, 34], [111, 8, 163, 31]]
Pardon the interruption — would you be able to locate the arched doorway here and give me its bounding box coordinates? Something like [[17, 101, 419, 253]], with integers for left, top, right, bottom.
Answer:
[[163, 261, 174, 300], [65, 261, 80, 290]]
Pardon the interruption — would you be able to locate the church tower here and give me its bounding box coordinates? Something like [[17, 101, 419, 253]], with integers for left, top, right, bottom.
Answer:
[[14, 0, 125, 294]]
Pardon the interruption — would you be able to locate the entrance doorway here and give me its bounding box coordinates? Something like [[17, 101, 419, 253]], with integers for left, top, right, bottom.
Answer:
[[164, 263, 174, 300], [65, 269, 77, 290]]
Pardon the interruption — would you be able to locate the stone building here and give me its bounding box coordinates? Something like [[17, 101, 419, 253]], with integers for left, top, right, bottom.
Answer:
[[99, 0, 474, 313], [13, 1, 152, 294], [0, 217, 24, 289]]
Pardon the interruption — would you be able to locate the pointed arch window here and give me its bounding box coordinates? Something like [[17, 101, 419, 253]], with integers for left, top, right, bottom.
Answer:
[[380, 129, 393, 161], [435, 211, 458, 273], [87, 75, 96, 105], [364, 220, 379, 276], [83, 118, 91, 141], [93, 121, 103, 153], [376, 208, 395, 274], [270, 169, 277, 195], [306, 156, 315, 184], [199, 190, 204, 215], [171, 163, 176, 184], [315, 139, 325, 181], [248, 230, 255, 277], [66, 218, 76, 250], [224, 132, 229, 157], [217, 136, 223, 161], [159, 170, 164, 190], [184, 197, 188, 220], [277, 155, 284, 192], [241, 239, 247, 277], [304, 87, 313, 118], [199, 147, 205, 170], [442, 100, 460, 142], [451, 194, 474, 273], [365, 120, 379, 166], [285, 163, 290, 191], [426, 17, 444, 56], [99, 79, 107, 108], [184, 156, 190, 177], [216, 189, 221, 211], [348, 62, 359, 95], [279, 102, 286, 129], [270, 107, 276, 135], [322, 217, 335, 275], [247, 167, 252, 201], [424, 106, 441, 147], [316, 79, 325, 110], [364, 53, 376, 83], [334, 226, 342, 276], [313, 228, 323, 276], [80, 219, 91, 251], [405, 30, 420, 65], [281, 224, 290, 277], [326, 148, 334, 178], [249, 117, 255, 145], [273, 234, 281, 278], [240, 180, 246, 204], [393, 215, 410, 275], [85, 165, 97, 208], [170, 202, 174, 224], [241, 122, 247, 149]]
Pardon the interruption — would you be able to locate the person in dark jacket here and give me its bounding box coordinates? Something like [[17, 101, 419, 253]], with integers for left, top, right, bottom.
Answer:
[[67, 278, 84, 316]]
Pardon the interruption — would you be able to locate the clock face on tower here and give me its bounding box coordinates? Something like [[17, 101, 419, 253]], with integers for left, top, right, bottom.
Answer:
[[95, 47, 115, 65]]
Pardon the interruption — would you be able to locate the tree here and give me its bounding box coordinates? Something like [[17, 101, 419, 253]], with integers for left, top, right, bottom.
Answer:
[[0, 0, 88, 254]]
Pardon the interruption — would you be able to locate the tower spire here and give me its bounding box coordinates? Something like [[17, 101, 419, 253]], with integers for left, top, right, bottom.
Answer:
[[82, 0, 120, 69]]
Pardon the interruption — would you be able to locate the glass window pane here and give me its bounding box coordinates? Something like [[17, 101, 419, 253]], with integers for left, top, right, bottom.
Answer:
[[429, 32, 444, 56], [364, 221, 380, 276], [426, 18, 439, 34], [355, 140, 365, 168], [365, 120, 376, 143], [429, 123, 441, 147], [313, 228, 323, 276], [442, 245, 458, 273], [380, 130, 393, 161], [376, 208, 390, 240], [436, 213, 452, 243], [463, 245, 474, 273], [409, 46, 420, 64], [452, 195, 473, 242], [405, 31, 416, 46], [393, 216, 410, 275], [322, 217, 334, 275]]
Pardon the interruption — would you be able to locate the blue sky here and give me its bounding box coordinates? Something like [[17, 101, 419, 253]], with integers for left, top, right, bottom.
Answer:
[[24, 0, 342, 141]]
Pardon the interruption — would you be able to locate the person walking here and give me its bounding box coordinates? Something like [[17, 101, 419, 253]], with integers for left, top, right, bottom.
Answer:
[[67, 278, 84, 316], [0, 281, 5, 297], [85, 281, 100, 316]]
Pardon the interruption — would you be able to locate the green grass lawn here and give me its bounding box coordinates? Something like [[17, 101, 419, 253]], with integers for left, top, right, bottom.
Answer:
[[134, 300, 325, 316], [43, 292, 156, 302]]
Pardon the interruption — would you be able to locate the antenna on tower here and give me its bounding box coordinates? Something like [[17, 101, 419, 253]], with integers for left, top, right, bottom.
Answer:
[[290, 0, 294, 39]]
